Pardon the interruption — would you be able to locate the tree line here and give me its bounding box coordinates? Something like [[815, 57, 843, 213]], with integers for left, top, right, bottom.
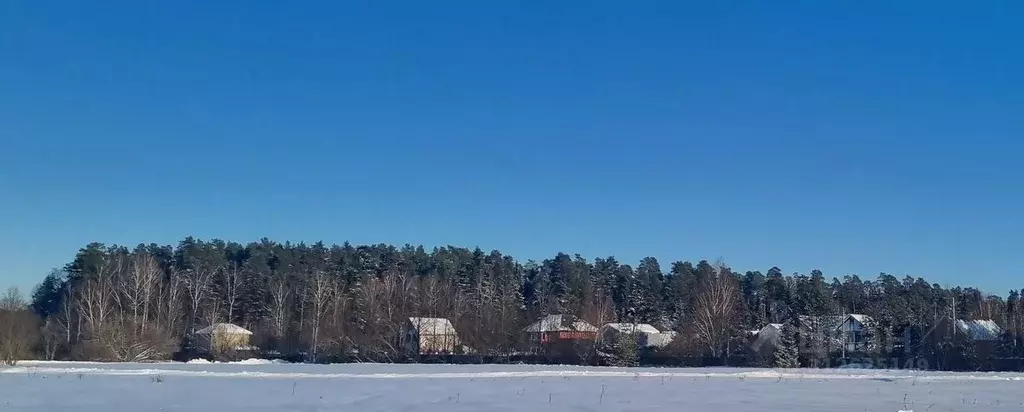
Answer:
[[2, 237, 1022, 369]]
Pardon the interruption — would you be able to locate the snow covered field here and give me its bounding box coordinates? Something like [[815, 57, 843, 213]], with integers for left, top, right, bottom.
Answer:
[[3, 361, 1024, 411]]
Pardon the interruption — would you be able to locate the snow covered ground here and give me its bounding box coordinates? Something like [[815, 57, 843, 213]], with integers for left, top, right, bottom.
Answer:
[[3, 361, 1024, 411]]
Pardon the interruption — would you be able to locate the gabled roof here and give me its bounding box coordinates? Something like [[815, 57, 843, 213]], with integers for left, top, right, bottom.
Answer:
[[407, 317, 457, 335], [956, 319, 1002, 341], [848, 314, 874, 325], [195, 323, 252, 335], [750, 324, 785, 352], [523, 314, 598, 333], [601, 323, 660, 334]]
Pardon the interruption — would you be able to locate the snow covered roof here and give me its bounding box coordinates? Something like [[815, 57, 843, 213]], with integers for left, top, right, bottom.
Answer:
[[601, 323, 660, 334], [195, 323, 253, 335], [523, 314, 598, 333], [644, 331, 678, 348], [407, 317, 457, 335], [750, 324, 785, 352], [956, 319, 1002, 341], [848, 314, 873, 325]]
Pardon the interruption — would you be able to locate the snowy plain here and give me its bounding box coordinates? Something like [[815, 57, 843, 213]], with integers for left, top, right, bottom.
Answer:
[[3, 361, 1024, 411]]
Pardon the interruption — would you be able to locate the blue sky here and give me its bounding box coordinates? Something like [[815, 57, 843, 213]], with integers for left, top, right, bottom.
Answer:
[[2, 1, 1022, 296]]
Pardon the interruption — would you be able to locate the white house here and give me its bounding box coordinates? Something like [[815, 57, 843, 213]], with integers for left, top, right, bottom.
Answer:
[[404, 317, 460, 355], [838, 314, 874, 353], [193, 323, 255, 356]]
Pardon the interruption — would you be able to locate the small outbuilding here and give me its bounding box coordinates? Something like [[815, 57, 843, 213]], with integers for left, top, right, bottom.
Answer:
[[404, 317, 460, 355], [194, 323, 254, 356]]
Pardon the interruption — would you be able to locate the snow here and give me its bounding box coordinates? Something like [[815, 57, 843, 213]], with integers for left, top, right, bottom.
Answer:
[[186, 358, 284, 365], [193, 323, 253, 335], [849, 314, 873, 326], [233, 358, 286, 365], [956, 319, 1003, 341], [602, 323, 661, 334], [3, 362, 1024, 411], [643, 331, 677, 348]]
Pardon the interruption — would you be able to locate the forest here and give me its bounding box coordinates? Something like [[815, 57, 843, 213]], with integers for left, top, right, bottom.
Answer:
[[2, 237, 1022, 370]]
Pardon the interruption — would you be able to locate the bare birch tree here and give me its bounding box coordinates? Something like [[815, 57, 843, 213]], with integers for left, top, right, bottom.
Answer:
[[181, 260, 216, 332], [161, 265, 184, 336], [220, 260, 243, 323], [306, 269, 333, 362], [692, 267, 741, 360], [122, 253, 161, 333], [266, 271, 292, 340], [77, 255, 121, 345]]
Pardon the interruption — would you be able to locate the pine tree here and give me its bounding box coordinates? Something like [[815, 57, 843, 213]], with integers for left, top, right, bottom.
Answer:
[[635, 257, 664, 324], [612, 264, 635, 321], [611, 331, 640, 367], [774, 324, 800, 368]]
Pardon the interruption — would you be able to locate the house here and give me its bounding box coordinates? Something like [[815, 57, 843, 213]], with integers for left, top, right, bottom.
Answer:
[[523, 314, 598, 346], [404, 317, 460, 355], [194, 323, 254, 356], [599, 323, 675, 349], [796, 314, 873, 354], [750, 323, 786, 357], [838, 314, 875, 353], [917, 318, 1003, 352]]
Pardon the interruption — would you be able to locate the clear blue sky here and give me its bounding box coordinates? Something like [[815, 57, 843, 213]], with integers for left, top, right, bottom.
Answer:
[[2, 2, 1022, 296]]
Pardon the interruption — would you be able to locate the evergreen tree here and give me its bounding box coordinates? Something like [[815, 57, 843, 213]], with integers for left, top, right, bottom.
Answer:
[[612, 263, 635, 321], [741, 271, 766, 330], [664, 261, 696, 328], [774, 324, 799, 368], [30, 270, 67, 318], [634, 257, 664, 325], [611, 331, 640, 367]]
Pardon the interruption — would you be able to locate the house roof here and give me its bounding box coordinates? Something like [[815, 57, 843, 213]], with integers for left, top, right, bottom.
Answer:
[[523, 314, 598, 333], [195, 323, 253, 335], [956, 319, 1002, 341], [645, 331, 677, 348], [848, 314, 874, 325], [407, 317, 457, 335], [750, 324, 785, 351], [601, 323, 660, 334]]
